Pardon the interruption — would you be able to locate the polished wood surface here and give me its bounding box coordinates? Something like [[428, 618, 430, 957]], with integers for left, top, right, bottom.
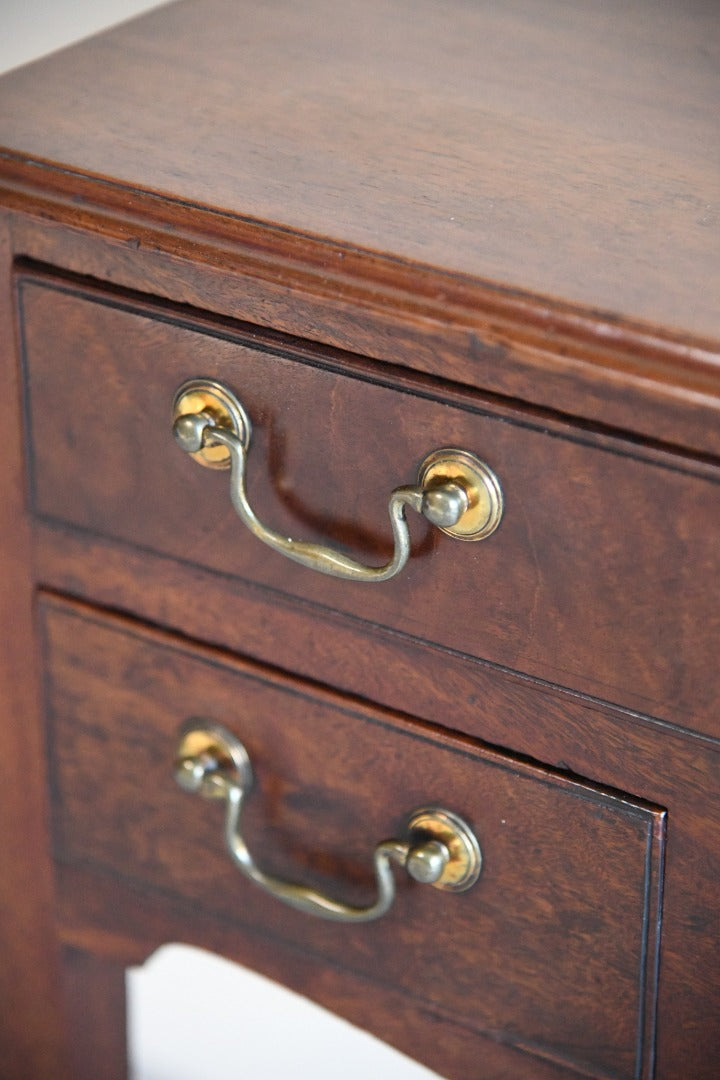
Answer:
[[0, 2, 718, 1078], [0, 0, 718, 341], [19, 273, 720, 737], [0, 222, 69, 1077], [41, 595, 664, 1080], [4, 180, 720, 462], [61, 947, 128, 1080], [59, 864, 582, 1080], [35, 523, 720, 1079]]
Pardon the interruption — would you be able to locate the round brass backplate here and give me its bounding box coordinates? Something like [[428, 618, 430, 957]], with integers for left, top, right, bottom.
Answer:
[[175, 719, 253, 798], [407, 807, 482, 892], [418, 449, 503, 540], [172, 379, 251, 469]]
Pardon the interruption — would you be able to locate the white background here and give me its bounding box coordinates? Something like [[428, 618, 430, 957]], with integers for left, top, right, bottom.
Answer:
[[1, 3, 441, 1076]]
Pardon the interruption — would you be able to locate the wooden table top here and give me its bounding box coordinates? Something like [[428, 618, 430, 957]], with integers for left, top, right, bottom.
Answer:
[[0, 0, 718, 341]]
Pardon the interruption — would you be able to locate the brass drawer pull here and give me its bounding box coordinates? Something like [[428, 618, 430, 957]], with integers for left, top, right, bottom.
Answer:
[[174, 720, 482, 923], [172, 378, 503, 583]]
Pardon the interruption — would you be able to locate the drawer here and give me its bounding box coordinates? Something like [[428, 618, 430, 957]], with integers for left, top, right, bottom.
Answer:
[[20, 273, 720, 736], [40, 596, 664, 1080]]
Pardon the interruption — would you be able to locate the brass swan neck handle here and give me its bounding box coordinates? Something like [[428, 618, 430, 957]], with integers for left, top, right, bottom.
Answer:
[[172, 379, 503, 583], [174, 721, 482, 924]]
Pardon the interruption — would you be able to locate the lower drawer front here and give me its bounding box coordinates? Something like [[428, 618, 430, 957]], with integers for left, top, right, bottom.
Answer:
[[40, 597, 664, 1080]]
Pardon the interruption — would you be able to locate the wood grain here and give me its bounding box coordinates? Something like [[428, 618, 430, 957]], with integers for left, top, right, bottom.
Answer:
[[0, 3, 718, 1076], [40, 595, 664, 1080], [34, 544, 720, 1079], [20, 274, 720, 738], [58, 863, 584, 1080], [3, 224, 718, 467], [0, 0, 718, 340], [33, 524, 720, 1079], [0, 222, 69, 1077], [61, 946, 128, 1080]]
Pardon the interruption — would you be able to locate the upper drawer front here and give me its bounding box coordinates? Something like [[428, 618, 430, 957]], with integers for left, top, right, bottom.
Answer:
[[41, 597, 663, 1080], [20, 275, 720, 735]]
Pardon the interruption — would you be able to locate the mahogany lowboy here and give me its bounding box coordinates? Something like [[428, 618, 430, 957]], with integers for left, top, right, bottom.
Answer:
[[0, 2, 718, 1078]]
